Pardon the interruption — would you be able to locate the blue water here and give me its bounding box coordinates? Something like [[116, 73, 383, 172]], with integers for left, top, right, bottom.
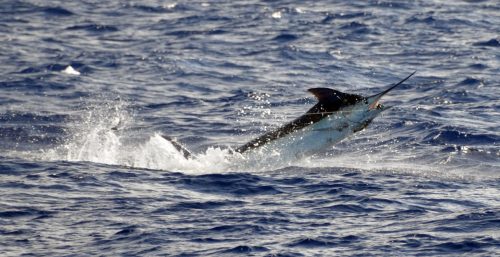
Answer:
[[1, 0, 499, 256]]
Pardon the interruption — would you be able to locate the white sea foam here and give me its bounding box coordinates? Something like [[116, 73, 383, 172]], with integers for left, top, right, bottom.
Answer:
[[61, 65, 80, 75], [37, 99, 243, 174]]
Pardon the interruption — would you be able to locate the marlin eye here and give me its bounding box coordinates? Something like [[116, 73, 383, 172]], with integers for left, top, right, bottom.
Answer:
[[376, 103, 383, 109]]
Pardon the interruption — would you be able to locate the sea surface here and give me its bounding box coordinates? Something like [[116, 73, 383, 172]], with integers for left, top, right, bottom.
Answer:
[[1, 0, 499, 256]]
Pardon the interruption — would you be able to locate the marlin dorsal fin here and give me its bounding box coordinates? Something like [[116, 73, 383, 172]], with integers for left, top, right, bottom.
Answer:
[[308, 88, 341, 102], [308, 88, 364, 107]]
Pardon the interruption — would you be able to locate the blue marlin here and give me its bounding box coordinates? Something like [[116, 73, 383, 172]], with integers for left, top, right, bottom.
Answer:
[[163, 72, 416, 160]]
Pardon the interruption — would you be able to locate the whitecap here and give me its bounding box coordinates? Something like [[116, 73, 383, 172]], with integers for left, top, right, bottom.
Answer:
[[272, 11, 282, 19], [61, 65, 80, 75]]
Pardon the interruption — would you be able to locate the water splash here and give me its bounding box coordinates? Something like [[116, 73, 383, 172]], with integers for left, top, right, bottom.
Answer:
[[36, 99, 249, 173], [32, 99, 498, 179]]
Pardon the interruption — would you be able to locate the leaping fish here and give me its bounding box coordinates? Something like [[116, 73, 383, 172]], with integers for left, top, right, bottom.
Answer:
[[163, 72, 416, 160]]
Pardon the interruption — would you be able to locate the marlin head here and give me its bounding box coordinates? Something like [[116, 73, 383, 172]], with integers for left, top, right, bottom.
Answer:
[[346, 71, 416, 133], [365, 71, 416, 111]]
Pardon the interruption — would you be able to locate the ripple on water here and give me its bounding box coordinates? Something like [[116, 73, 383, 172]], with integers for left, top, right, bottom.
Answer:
[[66, 24, 119, 33], [1, 1, 499, 256]]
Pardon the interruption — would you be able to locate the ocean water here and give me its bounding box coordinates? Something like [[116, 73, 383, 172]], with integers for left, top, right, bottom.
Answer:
[[1, 0, 499, 256]]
